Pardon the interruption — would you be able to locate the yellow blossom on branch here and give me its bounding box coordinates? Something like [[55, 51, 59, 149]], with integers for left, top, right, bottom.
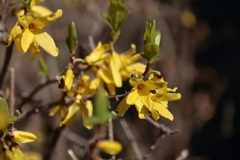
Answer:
[[15, 0, 52, 18], [116, 75, 181, 121], [7, 9, 62, 57]]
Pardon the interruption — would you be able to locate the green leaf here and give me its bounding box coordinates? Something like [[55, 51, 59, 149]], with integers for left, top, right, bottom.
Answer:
[[38, 58, 49, 76], [84, 89, 117, 126], [100, 12, 114, 30], [93, 88, 109, 117], [143, 44, 159, 61], [144, 20, 160, 45], [66, 22, 78, 54], [108, 1, 125, 31], [150, 55, 160, 63], [0, 97, 9, 116], [5, 115, 18, 125]]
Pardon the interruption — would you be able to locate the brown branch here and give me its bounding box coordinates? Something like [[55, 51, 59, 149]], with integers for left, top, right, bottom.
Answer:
[[143, 115, 178, 160], [0, 43, 13, 88], [9, 68, 15, 115], [18, 100, 65, 120], [63, 128, 89, 148], [43, 125, 66, 160], [120, 119, 142, 160], [17, 79, 57, 111]]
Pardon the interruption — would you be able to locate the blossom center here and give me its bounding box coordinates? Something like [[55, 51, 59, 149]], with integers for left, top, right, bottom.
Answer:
[[29, 23, 35, 31], [137, 84, 144, 90]]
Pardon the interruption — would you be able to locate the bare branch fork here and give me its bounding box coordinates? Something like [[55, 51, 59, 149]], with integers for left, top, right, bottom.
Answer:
[[143, 115, 179, 160]]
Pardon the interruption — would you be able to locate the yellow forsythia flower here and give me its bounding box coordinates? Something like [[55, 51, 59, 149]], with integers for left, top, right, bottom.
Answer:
[[96, 140, 122, 155], [117, 75, 181, 121], [62, 69, 74, 90], [12, 131, 37, 144], [7, 9, 62, 57], [59, 94, 93, 129]]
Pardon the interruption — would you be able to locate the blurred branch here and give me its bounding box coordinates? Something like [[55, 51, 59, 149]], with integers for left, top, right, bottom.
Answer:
[[143, 115, 178, 159], [18, 100, 65, 120], [9, 67, 15, 114], [120, 119, 142, 160], [0, 43, 13, 88], [68, 149, 79, 160], [43, 125, 66, 160], [63, 128, 89, 148], [17, 79, 58, 111]]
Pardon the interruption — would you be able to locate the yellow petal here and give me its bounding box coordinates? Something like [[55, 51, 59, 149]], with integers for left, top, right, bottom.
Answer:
[[33, 28, 59, 56], [152, 93, 181, 102], [110, 54, 122, 87], [18, 16, 33, 29], [125, 62, 145, 75], [152, 101, 173, 121], [144, 80, 166, 90], [21, 28, 34, 52], [138, 85, 150, 96], [12, 131, 37, 144], [64, 69, 74, 90], [7, 26, 22, 46], [11, 147, 24, 160], [167, 87, 178, 92], [59, 103, 79, 126], [152, 109, 160, 121], [106, 82, 116, 95], [116, 96, 130, 116], [49, 105, 60, 116], [138, 95, 152, 109], [126, 89, 138, 105], [30, 0, 44, 6], [31, 6, 52, 17], [85, 42, 110, 65], [97, 68, 113, 84], [32, 9, 62, 28], [2, 149, 14, 160], [96, 140, 122, 155], [129, 78, 144, 87]]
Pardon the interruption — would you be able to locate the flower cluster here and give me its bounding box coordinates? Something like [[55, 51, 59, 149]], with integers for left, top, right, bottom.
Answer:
[[85, 42, 145, 95], [117, 74, 181, 121], [8, 7, 62, 59], [0, 98, 36, 160]]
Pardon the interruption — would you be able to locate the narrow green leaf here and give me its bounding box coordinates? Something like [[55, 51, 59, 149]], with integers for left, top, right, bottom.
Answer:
[[143, 44, 159, 60], [93, 88, 108, 117], [66, 22, 78, 54], [38, 58, 49, 76], [6, 116, 18, 125], [0, 97, 9, 116], [100, 12, 114, 30], [150, 55, 160, 63]]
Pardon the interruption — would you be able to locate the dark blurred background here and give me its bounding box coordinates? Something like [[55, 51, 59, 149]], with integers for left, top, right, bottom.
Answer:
[[1, 0, 240, 160]]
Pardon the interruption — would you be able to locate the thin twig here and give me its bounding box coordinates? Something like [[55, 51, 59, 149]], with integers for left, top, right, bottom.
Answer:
[[17, 79, 57, 111], [9, 68, 15, 114], [143, 115, 178, 159], [68, 149, 79, 160], [88, 36, 95, 51], [120, 119, 142, 160], [18, 100, 65, 120], [0, 43, 13, 88], [63, 128, 89, 148], [43, 125, 66, 160]]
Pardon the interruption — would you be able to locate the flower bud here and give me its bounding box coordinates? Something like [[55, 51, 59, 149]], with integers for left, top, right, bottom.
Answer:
[[12, 131, 37, 144], [96, 140, 122, 155]]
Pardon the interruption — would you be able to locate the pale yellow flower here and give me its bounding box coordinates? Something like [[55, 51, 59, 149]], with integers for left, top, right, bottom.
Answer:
[[96, 140, 122, 155], [8, 9, 62, 57], [15, 0, 52, 18], [59, 94, 93, 129], [62, 69, 74, 90]]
